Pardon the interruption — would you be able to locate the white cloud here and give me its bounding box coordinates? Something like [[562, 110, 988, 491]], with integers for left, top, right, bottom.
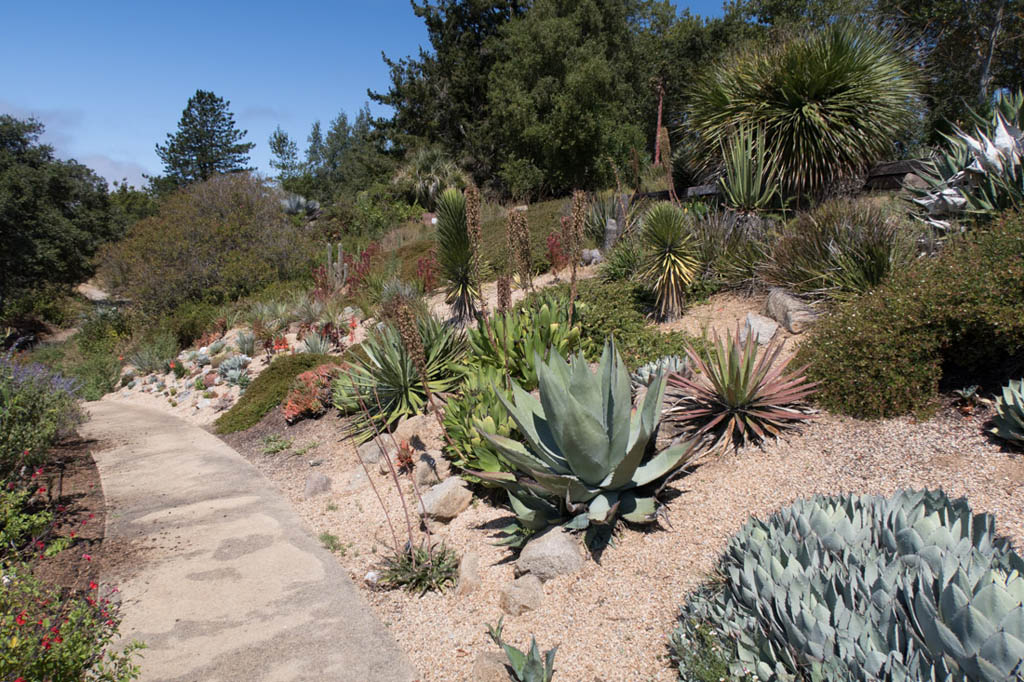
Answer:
[[78, 155, 150, 189]]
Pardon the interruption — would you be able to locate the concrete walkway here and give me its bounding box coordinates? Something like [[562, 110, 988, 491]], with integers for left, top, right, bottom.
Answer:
[[83, 401, 417, 682]]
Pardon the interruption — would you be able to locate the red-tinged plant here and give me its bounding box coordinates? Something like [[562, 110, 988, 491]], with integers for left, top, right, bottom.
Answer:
[[546, 232, 568, 275], [282, 364, 343, 423], [344, 241, 382, 292], [667, 326, 817, 450], [416, 251, 439, 292]]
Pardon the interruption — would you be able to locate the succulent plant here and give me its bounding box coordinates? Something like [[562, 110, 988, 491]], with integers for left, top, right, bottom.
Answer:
[[670, 490, 1024, 681], [435, 187, 478, 323], [234, 331, 256, 357], [668, 327, 817, 450], [640, 202, 700, 320], [281, 194, 320, 216], [630, 355, 689, 394], [472, 337, 696, 545], [443, 365, 517, 480], [221, 368, 248, 387], [487, 617, 557, 682], [216, 354, 251, 377], [991, 378, 1024, 446], [301, 332, 332, 355], [466, 295, 582, 391]]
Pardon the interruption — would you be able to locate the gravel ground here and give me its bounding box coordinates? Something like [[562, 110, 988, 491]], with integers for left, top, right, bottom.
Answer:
[[230, 401, 1024, 682]]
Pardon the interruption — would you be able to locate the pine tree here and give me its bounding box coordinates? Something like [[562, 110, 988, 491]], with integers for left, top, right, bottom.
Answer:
[[268, 125, 300, 182], [155, 89, 254, 185]]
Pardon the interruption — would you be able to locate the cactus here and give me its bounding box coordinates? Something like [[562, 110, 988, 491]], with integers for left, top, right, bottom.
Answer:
[[325, 242, 349, 292]]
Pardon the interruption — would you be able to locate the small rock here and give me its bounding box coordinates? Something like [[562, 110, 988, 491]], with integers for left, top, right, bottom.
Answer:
[[213, 396, 233, 412], [364, 570, 380, 587], [413, 451, 449, 488], [418, 477, 472, 522], [308, 459, 323, 467], [203, 372, 217, 388], [500, 574, 544, 616], [739, 312, 778, 345], [515, 527, 585, 582], [455, 551, 480, 596], [470, 651, 510, 682], [303, 473, 332, 498], [198, 398, 210, 410], [345, 467, 369, 492], [358, 437, 396, 466], [581, 248, 604, 265], [764, 288, 819, 334]]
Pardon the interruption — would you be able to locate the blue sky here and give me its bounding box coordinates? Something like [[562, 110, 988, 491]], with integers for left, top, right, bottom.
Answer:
[[1, 1, 723, 187]]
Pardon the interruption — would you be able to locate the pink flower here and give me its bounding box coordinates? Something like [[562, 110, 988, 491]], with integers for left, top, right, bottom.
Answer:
[[82, 553, 92, 561]]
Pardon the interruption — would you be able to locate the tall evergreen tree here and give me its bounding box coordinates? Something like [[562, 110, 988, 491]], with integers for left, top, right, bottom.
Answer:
[[155, 89, 254, 185], [268, 125, 300, 183]]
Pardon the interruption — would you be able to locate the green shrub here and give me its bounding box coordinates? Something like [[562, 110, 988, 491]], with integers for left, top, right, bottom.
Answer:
[[213, 353, 339, 434], [99, 173, 316, 316], [0, 350, 84, 476], [797, 213, 1024, 417], [443, 365, 517, 479], [599, 236, 644, 282], [126, 331, 178, 375], [669, 490, 1024, 681], [0, 567, 143, 681], [534, 280, 700, 371], [764, 198, 920, 297]]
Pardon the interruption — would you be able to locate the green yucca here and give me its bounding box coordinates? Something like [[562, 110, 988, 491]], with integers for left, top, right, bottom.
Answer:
[[718, 126, 779, 213], [686, 22, 918, 202], [435, 188, 479, 323], [639, 202, 699, 320]]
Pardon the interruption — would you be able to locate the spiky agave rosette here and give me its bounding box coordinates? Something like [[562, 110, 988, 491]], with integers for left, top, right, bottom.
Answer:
[[471, 338, 696, 545]]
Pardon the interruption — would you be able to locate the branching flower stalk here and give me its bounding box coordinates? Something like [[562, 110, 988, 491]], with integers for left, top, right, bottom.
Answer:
[[395, 303, 454, 448], [568, 190, 586, 324]]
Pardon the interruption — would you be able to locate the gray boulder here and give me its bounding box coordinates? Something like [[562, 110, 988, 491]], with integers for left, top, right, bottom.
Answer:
[[413, 451, 449, 488], [471, 651, 510, 682], [581, 248, 604, 266], [739, 312, 778, 345], [303, 473, 332, 498], [357, 437, 396, 465], [515, 527, 584, 582], [455, 551, 481, 596], [418, 477, 472, 521], [499, 574, 544, 616], [764, 288, 819, 334]]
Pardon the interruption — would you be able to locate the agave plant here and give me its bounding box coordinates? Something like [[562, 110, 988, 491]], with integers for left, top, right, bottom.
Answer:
[[991, 378, 1024, 446], [671, 490, 1024, 681], [487, 617, 557, 682], [435, 188, 478, 323], [912, 91, 1024, 226], [234, 331, 256, 357], [471, 338, 696, 545], [466, 295, 581, 390], [640, 202, 700, 320], [718, 125, 780, 213], [686, 21, 918, 202], [668, 327, 817, 450], [630, 355, 689, 394], [216, 354, 251, 377], [333, 314, 466, 440], [301, 332, 332, 355]]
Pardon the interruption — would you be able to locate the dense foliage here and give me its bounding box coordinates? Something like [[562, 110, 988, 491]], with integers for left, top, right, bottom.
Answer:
[[685, 21, 918, 202], [0, 116, 122, 321], [797, 212, 1024, 418], [100, 173, 316, 315], [0, 349, 84, 477], [670, 490, 1024, 680]]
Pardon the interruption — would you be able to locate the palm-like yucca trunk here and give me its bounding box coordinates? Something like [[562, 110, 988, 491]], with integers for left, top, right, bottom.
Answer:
[[435, 188, 478, 323]]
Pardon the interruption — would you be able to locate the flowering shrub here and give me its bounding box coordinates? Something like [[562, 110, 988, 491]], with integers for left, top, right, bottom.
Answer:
[[1, 350, 84, 477], [0, 568, 143, 681], [546, 232, 568, 274], [282, 364, 343, 424], [345, 242, 382, 292], [416, 251, 438, 292]]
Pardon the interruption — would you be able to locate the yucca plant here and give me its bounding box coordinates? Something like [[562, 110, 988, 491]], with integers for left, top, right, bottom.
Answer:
[[332, 314, 466, 441], [640, 202, 700, 320], [471, 338, 697, 546], [718, 126, 780, 213], [435, 188, 478, 323], [668, 327, 816, 450], [686, 21, 918, 202], [763, 198, 919, 297], [991, 378, 1024, 446]]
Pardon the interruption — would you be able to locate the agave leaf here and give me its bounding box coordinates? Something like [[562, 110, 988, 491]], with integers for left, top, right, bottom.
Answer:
[[632, 440, 694, 487], [619, 493, 658, 524]]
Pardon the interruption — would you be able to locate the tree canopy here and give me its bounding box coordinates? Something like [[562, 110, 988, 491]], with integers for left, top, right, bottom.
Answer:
[[155, 89, 255, 186], [0, 115, 121, 317]]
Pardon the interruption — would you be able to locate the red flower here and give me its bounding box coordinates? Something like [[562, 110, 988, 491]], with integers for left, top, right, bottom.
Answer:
[[15, 610, 26, 626], [70, 531, 76, 538], [89, 581, 98, 590], [36, 486, 46, 494], [40, 637, 51, 650], [82, 553, 92, 561], [35, 540, 45, 550], [15, 677, 25, 682], [169, 361, 175, 368]]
